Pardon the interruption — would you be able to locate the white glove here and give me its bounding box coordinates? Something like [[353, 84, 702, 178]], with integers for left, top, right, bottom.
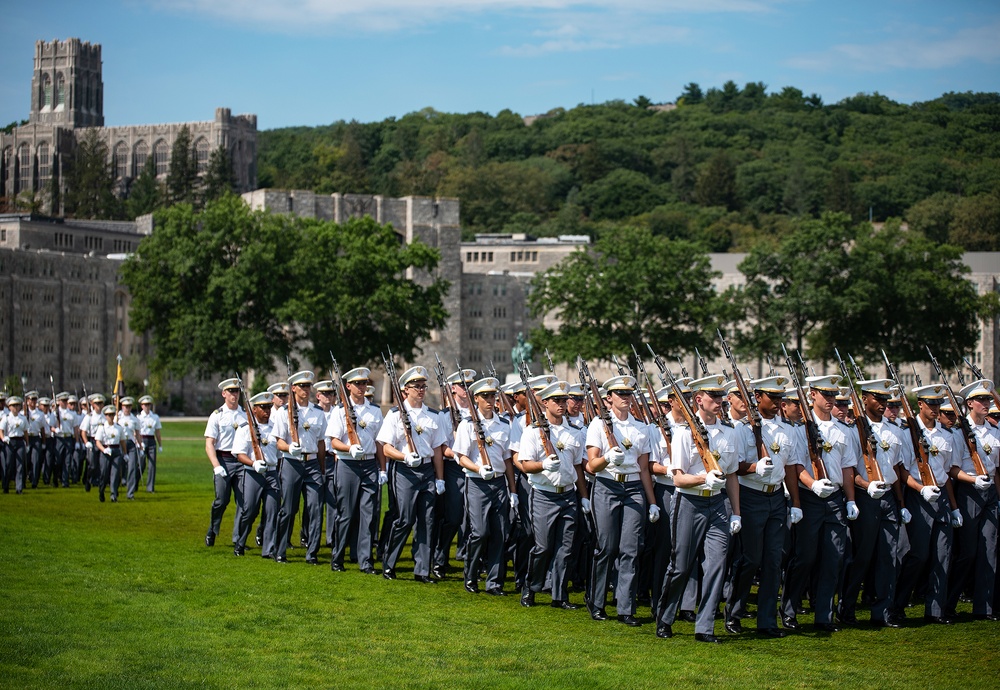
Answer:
[[789, 507, 803, 524], [920, 485, 941, 503], [900, 507, 912, 524], [846, 501, 860, 521], [649, 504, 661, 523], [729, 515, 742, 535], [605, 447, 625, 467], [85, 441, 93, 450], [287, 442, 302, 458], [811, 478, 835, 499], [102, 446, 112, 456], [754, 458, 772, 478], [975, 474, 993, 490], [349, 444, 365, 460], [542, 454, 560, 472], [404, 451, 422, 468], [950, 509, 964, 528], [509, 493, 520, 510], [435, 479, 446, 495], [581, 497, 592, 514], [252, 459, 266, 474], [378, 470, 388, 486], [213, 465, 226, 477], [703, 470, 726, 491], [867, 481, 888, 499], [478, 465, 495, 480], [157, 445, 163, 453]]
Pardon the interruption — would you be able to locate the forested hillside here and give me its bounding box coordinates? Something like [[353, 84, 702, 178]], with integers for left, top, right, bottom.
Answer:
[[257, 83, 1000, 250]]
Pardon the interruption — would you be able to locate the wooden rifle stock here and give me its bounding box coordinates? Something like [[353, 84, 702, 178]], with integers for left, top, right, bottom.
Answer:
[[781, 345, 828, 481], [518, 360, 557, 458], [383, 351, 417, 455], [718, 331, 771, 465], [330, 355, 361, 448], [883, 351, 936, 486], [578, 357, 621, 452], [435, 353, 461, 432], [237, 374, 265, 465], [632, 344, 671, 452], [929, 348, 988, 477], [285, 358, 300, 447], [457, 358, 492, 471], [835, 349, 884, 483]]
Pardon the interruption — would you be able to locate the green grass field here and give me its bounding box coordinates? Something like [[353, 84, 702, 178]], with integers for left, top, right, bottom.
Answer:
[[1, 420, 998, 688]]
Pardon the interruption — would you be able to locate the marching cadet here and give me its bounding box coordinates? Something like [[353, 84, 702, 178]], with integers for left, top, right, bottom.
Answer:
[[117, 397, 142, 500], [839, 378, 907, 628], [314, 379, 338, 551], [565, 385, 586, 427], [24, 391, 46, 488], [51, 392, 76, 488], [204, 378, 248, 548], [0, 396, 27, 494], [268, 382, 289, 418], [585, 375, 657, 627], [376, 366, 447, 582], [453, 376, 515, 594], [516, 380, 589, 609], [327, 367, 384, 574], [656, 375, 742, 643], [137, 395, 162, 493], [725, 375, 798, 638], [94, 404, 127, 503], [81, 394, 106, 491], [893, 384, 961, 624], [37, 397, 56, 486], [0, 391, 7, 490], [67, 395, 83, 484], [270, 370, 328, 565], [780, 375, 859, 633], [434, 368, 476, 580], [946, 379, 999, 620], [233, 392, 280, 558]]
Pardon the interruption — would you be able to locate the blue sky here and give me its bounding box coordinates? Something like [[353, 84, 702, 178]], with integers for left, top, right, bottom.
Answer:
[[1, 0, 998, 131]]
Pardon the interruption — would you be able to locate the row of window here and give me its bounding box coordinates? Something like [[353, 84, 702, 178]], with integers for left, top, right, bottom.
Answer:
[[468, 306, 508, 318], [467, 283, 509, 297], [464, 350, 510, 364], [463, 250, 540, 264], [468, 328, 509, 341]]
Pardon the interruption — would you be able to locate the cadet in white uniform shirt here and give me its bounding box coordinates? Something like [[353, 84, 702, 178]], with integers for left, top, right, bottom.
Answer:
[[137, 395, 163, 493], [376, 366, 447, 582], [233, 392, 280, 558], [94, 405, 127, 503], [51, 392, 76, 488], [0, 397, 28, 494], [204, 378, 248, 548]]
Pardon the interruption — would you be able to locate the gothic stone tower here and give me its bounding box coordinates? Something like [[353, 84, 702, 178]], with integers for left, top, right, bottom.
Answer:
[[28, 38, 104, 128]]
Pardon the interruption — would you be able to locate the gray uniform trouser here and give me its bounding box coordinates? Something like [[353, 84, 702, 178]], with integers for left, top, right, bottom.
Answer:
[[27, 436, 42, 487], [4, 438, 26, 493], [527, 487, 577, 602], [781, 488, 847, 625], [948, 483, 998, 616], [841, 490, 899, 623], [99, 448, 124, 499], [727, 485, 787, 630], [658, 491, 730, 635], [650, 483, 676, 619], [590, 477, 646, 616], [464, 475, 510, 590], [276, 457, 324, 560], [209, 455, 245, 542], [238, 467, 280, 555], [141, 437, 157, 492], [384, 462, 436, 576], [896, 489, 952, 618], [54, 436, 73, 487], [333, 458, 381, 570], [434, 459, 466, 569], [323, 460, 337, 547], [510, 470, 534, 588], [125, 441, 141, 499]]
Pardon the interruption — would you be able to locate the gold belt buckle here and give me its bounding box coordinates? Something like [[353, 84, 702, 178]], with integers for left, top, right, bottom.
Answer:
[[700, 489, 712, 497]]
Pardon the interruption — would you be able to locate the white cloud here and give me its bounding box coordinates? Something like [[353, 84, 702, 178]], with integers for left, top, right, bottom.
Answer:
[[787, 22, 1000, 73]]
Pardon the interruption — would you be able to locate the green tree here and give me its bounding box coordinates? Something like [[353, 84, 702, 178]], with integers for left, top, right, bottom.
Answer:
[[948, 194, 1000, 250], [127, 156, 160, 218], [678, 83, 703, 105], [203, 145, 236, 203], [65, 128, 119, 219], [527, 226, 721, 362], [166, 125, 198, 206], [695, 151, 738, 210]]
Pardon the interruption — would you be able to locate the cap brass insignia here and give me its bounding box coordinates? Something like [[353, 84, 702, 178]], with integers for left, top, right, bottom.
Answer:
[[622, 437, 633, 450], [556, 440, 565, 451], [416, 425, 424, 435], [984, 443, 993, 455], [777, 377, 787, 386], [929, 444, 939, 456], [822, 441, 833, 453], [711, 450, 721, 461], [359, 420, 368, 429], [485, 436, 494, 446], [770, 441, 781, 453], [879, 439, 890, 451]]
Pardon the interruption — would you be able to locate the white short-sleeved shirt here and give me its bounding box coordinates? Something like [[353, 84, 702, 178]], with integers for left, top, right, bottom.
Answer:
[[204, 404, 247, 453], [856, 417, 901, 484], [376, 401, 447, 460], [53, 408, 78, 437], [519, 419, 585, 490], [739, 417, 794, 490], [327, 400, 383, 459], [586, 413, 651, 479], [670, 414, 740, 480], [233, 420, 278, 468], [454, 415, 512, 477], [797, 418, 856, 488], [905, 418, 954, 486], [94, 421, 125, 448], [270, 402, 328, 456], [0, 411, 27, 438], [138, 410, 162, 437], [966, 416, 1000, 476]]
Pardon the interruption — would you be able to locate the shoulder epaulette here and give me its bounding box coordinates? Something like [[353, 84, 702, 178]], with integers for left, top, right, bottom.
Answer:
[[389, 405, 400, 413], [213, 406, 224, 415], [567, 421, 582, 430], [425, 406, 440, 414], [718, 418, 734, 428], [312, 403, 323, 411], [495, 416, 511, 426], [515, 411, 526, 419]]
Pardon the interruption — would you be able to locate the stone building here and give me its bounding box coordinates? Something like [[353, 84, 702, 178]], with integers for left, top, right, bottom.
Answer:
[[0, 38, 257, 213]]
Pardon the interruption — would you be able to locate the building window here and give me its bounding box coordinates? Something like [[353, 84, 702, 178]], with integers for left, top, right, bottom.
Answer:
[[153, 140, 169, 176], [493, 306, 507, 318], [114, 142, 128, 179], [133, 141, 148, 177], [56, 74, 66, 106], [195, 138, 210, 173], [42, 74, 52, 108], [493, 328, 507, 341], [37, 143, 50, 181], [18, 143, 31, 192]]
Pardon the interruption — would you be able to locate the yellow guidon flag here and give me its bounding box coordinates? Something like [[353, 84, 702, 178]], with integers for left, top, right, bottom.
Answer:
[[113, 354, 125, 411]]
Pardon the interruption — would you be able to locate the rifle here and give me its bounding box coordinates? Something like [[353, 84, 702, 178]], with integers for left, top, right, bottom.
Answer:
[[612, 354, 646, 422], [382, 350, 417, 456], [330, 353, 361, 448], [781, 344, 828, 481], [883, 350, 937, 487], [576, 362, 597, 426], [456, 358, 492, 474], [488, 360, 516, 418], [544, 348, 556, 375], [647, 345, 722, 475], [632, 344, 671, 451], [49, 374, 61, 434], [518, 359, 558, 459], [719, 330, 771, 466], [766, 355, 776, 377], [912, 365, 923, 388], [285, 357, 300, 448], [676, 356, 689, 379], [434, 353, 461, 432], [695, 347, 710, 377], [835, 348, 884, 484], [578, 356, 622, 453], [928, 347, 988, 477], [964, 356, 1000, 414], [236, 373, 265, 467]]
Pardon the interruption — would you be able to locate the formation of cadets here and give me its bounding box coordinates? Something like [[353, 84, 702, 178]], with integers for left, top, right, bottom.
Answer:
[[0, 389, 162, 501]]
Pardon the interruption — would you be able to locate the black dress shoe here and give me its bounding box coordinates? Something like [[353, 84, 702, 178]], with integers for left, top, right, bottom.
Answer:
[[383, 568, 396, 580], [551, 600, 579, 610], [233, 546, 245, 556], [725, 619, 743, 635], [486, 588, 507, 597], [255, 534, 262, 547], [656, 624, 673, 639], [465, 581, 480, 594], [590, 606, 609, 621], [923, 615, 954, 625], [758, 627, 788, 638], [275, 555, 288, 563], [617, 614, 641, 627], [973, 614, 1000, 621], [521, 589, 536, 607], [331, 563, 346, 572], [815, 622, 840, 632], [305, 557, 319, 565], [781, 615, 800, 631], [678, 610, 696, 623], [360, 567, 377, 575], [414, 574, 437, 584], [872, 617, 903, 628], [205, 533, 215, 547], [432, 565, 446, 579], [110, 496, 117, 503], [694, 633, 721, 644], [837, 611, 858, 625]]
